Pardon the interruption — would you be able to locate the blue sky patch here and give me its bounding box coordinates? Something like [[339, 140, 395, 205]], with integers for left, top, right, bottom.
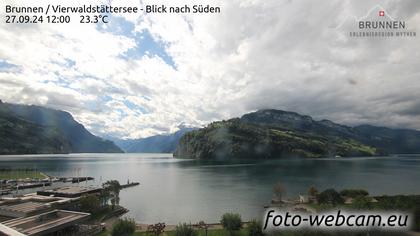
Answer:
[[124, 30, 176, 69], [0, 59, 21, 72], [123, 99, 149, 114], [96, 15, 176, 69], [97, 15, 135, 36]]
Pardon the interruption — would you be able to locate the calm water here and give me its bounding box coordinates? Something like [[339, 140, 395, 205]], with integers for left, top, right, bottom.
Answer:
[[0, 154, 419, 224]]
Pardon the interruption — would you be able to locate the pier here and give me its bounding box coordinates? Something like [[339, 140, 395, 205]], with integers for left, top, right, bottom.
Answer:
[[0, 170, 95, 193], [121, 182, 140, 189], [17, 182, 51, 190]]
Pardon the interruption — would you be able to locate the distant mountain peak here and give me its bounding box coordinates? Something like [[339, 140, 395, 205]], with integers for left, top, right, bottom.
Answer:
[[114, 126, 197, 153]]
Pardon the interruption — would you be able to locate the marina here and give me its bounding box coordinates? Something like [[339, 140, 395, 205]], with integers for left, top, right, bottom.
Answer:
[[0, 174, 138, 235], [1, 153, 419, 224]]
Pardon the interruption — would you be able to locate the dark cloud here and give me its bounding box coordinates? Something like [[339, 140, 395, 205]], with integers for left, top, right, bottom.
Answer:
[[1, 0, 420, 138]]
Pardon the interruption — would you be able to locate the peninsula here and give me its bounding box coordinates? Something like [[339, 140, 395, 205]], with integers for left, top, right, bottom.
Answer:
[[175, 109, 420, 159]]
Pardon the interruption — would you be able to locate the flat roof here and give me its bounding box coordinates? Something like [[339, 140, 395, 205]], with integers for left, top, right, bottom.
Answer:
[[2, 210, 90, 236], [0, 223, 26, 236], [0, 201, 46, 214], [37, 186, 102, 198]]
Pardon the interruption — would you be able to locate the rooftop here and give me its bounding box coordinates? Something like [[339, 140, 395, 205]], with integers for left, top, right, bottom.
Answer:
[[0, 201, 46, 214], [2, 210, 90, 236], [0, 195, 73, 218], [37, 186, 102, 198], [0, 198, 58, 218]]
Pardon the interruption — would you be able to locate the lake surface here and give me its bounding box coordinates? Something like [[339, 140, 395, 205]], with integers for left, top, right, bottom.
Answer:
[[0, 154, 419, 224]]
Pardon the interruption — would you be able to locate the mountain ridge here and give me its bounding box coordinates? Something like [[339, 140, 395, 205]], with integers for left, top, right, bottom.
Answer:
[[114, 127, 196, 153], [174, 109, 420, 159], [0, 101, 123, 154]]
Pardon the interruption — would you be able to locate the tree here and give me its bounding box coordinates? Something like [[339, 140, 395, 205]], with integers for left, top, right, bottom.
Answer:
[[273, 182, 286, 201], [317, 189, 343, 205], [79, 194, 101, 214], [308, 185, 318, 197], [174, 223, 198, 236], [221, 213, 242, 235], [100, 188, 111, 207], [247, 219, 264, 236], [111, 218, 135, 236], [103, 180, 122, 209]]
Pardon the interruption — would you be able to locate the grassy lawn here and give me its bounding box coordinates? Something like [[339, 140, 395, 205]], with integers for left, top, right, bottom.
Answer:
[[96, 228, 333, 236], [96, 228, 309, 236], [0, 169, 46, 179], [144, 229, 244, 236], [96, 228, 250, 236]]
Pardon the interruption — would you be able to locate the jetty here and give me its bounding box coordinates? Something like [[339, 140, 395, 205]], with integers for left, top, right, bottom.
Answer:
[[17, 182, 51, 190], [57, 177, 94, 183], [121, 182, 140, 189], [0, 189, 12, 195]]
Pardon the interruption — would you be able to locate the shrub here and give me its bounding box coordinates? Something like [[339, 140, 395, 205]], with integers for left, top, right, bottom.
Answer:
[[174, 223, 197, 236], [221, 213, 242, 234], [414, 206, 420, 232], [79, 194, 101, 214], [340, 189, 369, 198], [146, 222, 166, 236], [111, 218, 136, 236], [247, 219, 264, 236], [351, 196, 373, 209]]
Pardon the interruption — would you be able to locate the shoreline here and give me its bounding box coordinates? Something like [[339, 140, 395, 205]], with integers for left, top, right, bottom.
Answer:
[[134, 222, 224, 232]]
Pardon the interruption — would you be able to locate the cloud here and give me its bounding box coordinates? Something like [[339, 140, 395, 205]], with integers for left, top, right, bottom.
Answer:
[[1, 0, 420, 139]]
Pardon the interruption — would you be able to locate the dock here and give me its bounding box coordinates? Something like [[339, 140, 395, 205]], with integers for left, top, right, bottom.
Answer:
[[37, 186, 102, 198], [0, 189, 12, 195], [57, 177, 94, 183], [121, 182, 140, 189], [17, 182, 51, 190], [71, 177, 94, 183]]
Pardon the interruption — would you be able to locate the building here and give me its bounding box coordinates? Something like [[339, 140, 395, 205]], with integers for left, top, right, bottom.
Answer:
[[37, 186, 102, 198], [0, 223, 26, 236], [0, 194, 71, 218], [0, 199, 51, 218], [298, 195, 309, 203], [1, 210, 90, 236]]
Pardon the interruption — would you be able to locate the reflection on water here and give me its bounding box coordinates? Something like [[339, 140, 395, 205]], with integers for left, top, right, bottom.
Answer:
[[0, 154, 419, 224]]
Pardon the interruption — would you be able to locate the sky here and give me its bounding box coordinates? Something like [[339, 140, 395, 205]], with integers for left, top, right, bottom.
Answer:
[[0, 0, 420, 139]]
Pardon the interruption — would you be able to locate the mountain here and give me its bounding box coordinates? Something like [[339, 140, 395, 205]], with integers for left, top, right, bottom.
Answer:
[[115, 127, 196, 153], [0, 104, 71, 154], [0, 101, 122, 154], [174, 109, 420, 159], [353, 125, 420, 154]]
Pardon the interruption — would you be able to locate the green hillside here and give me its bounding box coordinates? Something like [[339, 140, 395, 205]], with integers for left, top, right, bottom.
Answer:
[[176, 109, 420, 160], [0, 101, 122, 154]]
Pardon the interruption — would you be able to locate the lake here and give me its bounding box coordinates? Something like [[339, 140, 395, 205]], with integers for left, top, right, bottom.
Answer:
[[0, 154, 419, 224]]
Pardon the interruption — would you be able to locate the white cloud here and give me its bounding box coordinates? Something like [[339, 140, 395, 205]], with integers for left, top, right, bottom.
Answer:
[[1, 0, 420, 139]]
